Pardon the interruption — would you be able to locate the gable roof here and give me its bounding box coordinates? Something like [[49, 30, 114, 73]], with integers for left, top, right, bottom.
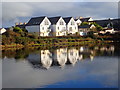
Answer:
[[74, 19, 81, 21], [80, 17, 91, 22], [26, 16, 46, 26], [92, 18, 120, 30], [63, 17, 72, 24], [48, 16, 61, 25], [78, 25, 92, 28]]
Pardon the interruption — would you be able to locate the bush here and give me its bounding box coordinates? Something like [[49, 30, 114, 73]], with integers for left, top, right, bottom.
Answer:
[[13, 27, 23, 33]]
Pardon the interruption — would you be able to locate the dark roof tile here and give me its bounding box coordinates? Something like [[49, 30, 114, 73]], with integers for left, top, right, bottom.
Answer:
[[63, 17, 72, 24], [26, 16, 46, 26], [80, 17, 91, 22], [78, 25, 91, 28], [48, 16, 61, 25]]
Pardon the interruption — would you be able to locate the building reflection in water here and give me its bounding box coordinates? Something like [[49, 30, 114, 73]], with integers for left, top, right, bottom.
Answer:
[[26, 45, 115, 69], [40, 50, 52, 69], [3, 45, 115, 70], [68, 48, 79, 66], [52, 48, 67, 68]]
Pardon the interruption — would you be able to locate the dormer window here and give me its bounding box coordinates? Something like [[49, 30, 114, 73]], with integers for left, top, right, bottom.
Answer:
[[60, 20, 64, 25], [44, 20, 49, 25], [71, 21, 75, 25]]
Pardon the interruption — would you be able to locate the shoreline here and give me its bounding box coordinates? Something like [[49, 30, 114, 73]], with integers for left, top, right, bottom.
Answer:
[[1, 40, 116, 50]]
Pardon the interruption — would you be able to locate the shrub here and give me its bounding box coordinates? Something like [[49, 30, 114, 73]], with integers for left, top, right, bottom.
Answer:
[[13, 27, 23, 33]]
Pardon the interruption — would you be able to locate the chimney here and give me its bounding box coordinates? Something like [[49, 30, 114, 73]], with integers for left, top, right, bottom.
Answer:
[[15, 22, 19, 26], [24, 22, 27, 25], [80, 17, 83, 19], [19, 22, 23, 25], [76, 16, 79, 19]]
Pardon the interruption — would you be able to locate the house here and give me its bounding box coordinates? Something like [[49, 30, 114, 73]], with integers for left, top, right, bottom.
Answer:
[[78, 24, 95, 36], [63, 17, 78, 35], [104, 28, 115, 34], [25, 16, 51, 36], [74, 19, 82, 26], [49, 16, 67, 36], [92, 18, 120, 31], [0, 28, 6, 34]]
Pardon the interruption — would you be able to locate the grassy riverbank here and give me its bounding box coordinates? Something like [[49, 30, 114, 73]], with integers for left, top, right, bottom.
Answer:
[[1, 27, 120, 50], [1, 37, 112, 50]]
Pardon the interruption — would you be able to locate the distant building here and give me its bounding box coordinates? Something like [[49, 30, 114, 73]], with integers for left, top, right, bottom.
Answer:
[[104, 28, 115, 34], [15, 22, 27, 29], [0, 28, 6, 34], [78, 24, 95, 36], [80, 17, 93, 22], [74, 19, 82, 26], [92, 18, 120, 31]]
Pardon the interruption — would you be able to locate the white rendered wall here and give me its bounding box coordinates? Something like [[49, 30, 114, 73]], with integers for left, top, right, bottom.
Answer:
[[55, 17, 67, 36], [67, 18, 78, 34], [40, 17, 51, 36]]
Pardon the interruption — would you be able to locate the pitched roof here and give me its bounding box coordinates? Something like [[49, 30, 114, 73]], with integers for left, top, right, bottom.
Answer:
[[93, 18, 120, 30], [74, 19, 81, 21], [26, 16, 46, 26], [78, 25, 91, 28], [48, 16, 61, 25], [63, 17, 72, 24], [80, 17, 91, 22]]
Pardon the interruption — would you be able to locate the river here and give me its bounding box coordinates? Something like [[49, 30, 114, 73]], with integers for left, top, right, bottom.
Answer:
[[2, 43, 119, 88]]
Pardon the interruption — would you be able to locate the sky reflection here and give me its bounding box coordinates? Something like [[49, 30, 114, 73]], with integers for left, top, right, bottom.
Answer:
[[2, 44, 119, 88]]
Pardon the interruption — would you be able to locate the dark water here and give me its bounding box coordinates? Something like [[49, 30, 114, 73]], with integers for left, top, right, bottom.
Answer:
[[2, 43, 119, 88]]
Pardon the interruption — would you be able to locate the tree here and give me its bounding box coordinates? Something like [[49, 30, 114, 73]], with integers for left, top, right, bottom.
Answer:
[[13, 27, 23, 33]]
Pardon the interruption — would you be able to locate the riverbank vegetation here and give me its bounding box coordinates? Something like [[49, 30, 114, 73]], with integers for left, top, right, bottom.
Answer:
[[1, 26, 120, 50]]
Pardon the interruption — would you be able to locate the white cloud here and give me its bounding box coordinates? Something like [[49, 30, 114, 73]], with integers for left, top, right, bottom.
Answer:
[[2, 2, 33, 21], [2, 2, 118, 27]]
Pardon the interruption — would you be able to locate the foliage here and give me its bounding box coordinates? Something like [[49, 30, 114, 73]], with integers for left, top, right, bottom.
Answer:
[[13, 27, 23, 33], [92, 22, 103, 31], [13, 27, 28, 37]]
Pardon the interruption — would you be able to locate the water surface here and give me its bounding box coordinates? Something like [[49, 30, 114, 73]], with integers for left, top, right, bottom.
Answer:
[[2, 44, 119, 88]]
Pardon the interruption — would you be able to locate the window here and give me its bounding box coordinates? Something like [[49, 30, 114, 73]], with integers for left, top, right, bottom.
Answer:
[[58, 27, 59, 30], [44, 20, 49, 25], [60, 20, 64, 25], [71, 21, 75, 25], [42, 27, 44, 30], [75, 27, 76, 30]]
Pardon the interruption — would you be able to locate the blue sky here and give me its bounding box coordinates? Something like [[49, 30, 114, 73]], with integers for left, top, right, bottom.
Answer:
[[2, 2, 118, 28]]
